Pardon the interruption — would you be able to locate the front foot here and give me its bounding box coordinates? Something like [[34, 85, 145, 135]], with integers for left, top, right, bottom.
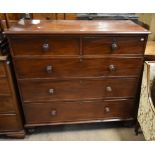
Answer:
[[27, 128, 36, 134], [6, 130, 25, 139], [123, 120, 134, 128]]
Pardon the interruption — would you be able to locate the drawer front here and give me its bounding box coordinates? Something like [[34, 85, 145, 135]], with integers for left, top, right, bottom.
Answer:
[[19, 78, 138, 102], [0, 96, 15, 113], [10, 36, 80, 56], [0, 62, 6, 78], [0, 115, 22, 131], [0, 78, 10, 94], [83, 36, 146, 55], [23, 99, 135, 124], [15, 57, 143, 79]]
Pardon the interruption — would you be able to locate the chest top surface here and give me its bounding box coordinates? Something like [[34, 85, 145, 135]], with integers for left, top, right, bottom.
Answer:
[[4, 20, 150, 35]]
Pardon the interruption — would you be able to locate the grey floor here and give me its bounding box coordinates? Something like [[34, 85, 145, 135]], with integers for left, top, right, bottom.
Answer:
[[1, 122, 145, 141]]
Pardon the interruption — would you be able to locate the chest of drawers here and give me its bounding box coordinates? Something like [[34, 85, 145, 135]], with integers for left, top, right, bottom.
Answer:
[[5, 20, 149, 128], [0, 54, 25, 138]]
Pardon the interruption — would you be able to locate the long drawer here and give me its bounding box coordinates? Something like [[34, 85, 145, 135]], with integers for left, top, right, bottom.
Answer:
[[23, 99, 135, 124], [0, 114, 22, 131], [0, 96, 15, 113], [0, 78, 11, 95], [10, 36, 80, 56], [14, 57, 143, 79], [19, 78, 138, 102], [83, 36, 146, 55]]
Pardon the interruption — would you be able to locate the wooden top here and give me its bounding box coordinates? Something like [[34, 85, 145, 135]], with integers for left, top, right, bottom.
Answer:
[[4, 20, 150, 35]]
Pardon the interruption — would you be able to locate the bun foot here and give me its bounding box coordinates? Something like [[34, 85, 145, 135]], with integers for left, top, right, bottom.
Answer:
[[27, 128, 35, 134], [6, 130, 25, 139]]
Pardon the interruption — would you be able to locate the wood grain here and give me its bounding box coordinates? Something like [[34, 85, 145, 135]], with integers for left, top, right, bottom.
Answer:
[[0, 78, 11, 95], [0, 115, 22, 131], [83, 36, 146, 55], [0, 97, 15, 113], [10, 36, 80, 56], [5, 20, 148, 128], [19, 78, 138, 102], [23, 99, 135, 124], [14, 57, 143, 79], [0, 55, 25, 138], [4, 20, 150, 35]]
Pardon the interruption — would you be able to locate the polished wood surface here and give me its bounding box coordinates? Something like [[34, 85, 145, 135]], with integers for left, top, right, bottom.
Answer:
[[0, 97, 15, 113], [24, 99, 135, 125], [0, 115, 21, 131], [5, 20, 149, 129], [14, 57, 143, 79], [83, 36, 147, 55], [9, 35, 147, 56], [19, 78, 138, 102], [0, 62, 6, 77], [4, 20, 150, 34], [10, 36, 80, 56], [0, 55, 25, 138], [0, 78, 10, 94]]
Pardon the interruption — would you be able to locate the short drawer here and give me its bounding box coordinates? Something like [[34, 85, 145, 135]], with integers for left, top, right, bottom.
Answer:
[[23, 99, 135, 124], [0, 78, 10, 95], [0, 62, 6, 78], [10, 36, 80, 56], [0, 114, 22, 131], [14, 57, 143, 79], [0, 96, 15, 113], [19, 78, 138, 102], [83, 36, 146, 55]]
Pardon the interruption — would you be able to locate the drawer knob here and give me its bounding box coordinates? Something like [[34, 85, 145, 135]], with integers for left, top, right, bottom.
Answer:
[[106, 86, 112, 92], [111, 42, 118, 51], [49, 88, 54, 94], [140, 38, 145, 42], [105, 107, 110, 112], [109, 64, 116, 72], [42, 43, 49, 52], [46, 65, 52, 74], [50, 109, 57, 116]]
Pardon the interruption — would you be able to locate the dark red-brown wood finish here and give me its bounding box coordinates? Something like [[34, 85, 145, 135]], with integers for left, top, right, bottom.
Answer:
[[5, 20, 149, 34], [4, 20, 150, 129], [0, 55, 25, 138]]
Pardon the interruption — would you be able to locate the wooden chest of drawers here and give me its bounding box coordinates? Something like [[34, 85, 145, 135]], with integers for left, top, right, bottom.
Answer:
[[5, 20, 150, 128], [0, 55, 25, 138]]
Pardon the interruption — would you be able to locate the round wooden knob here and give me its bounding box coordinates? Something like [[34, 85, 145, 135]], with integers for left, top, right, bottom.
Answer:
[[106, 86, 112, 92], [109, 64, 116, 72], [105, 107, 110, 112], [49, 88, 54, 94], [42, 43, 49, 52], [140, 38, 145, 42], [111, 42, 118, 51], [50, 109, 57, 116], [46, 65, 52, 74]]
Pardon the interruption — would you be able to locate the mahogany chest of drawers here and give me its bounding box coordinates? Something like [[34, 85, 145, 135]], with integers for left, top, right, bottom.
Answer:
[[5, 20, 149, 128], [0, 52, 25, 138]]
